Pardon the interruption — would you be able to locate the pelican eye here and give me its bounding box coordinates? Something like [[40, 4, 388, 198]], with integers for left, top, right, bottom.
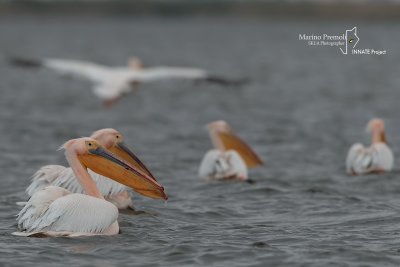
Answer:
[[116, 135, 120, 139], [88, 143, 92, 146]]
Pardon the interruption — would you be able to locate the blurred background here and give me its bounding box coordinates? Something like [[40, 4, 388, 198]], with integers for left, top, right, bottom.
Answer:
[[1, 1, 400, 266]]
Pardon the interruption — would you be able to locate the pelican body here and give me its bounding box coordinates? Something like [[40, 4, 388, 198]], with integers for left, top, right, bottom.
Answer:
[[198, 120, 263, 181], [346, 118, 394, 175], [25, 128, 156, 210], [16, 138, 166, 237]]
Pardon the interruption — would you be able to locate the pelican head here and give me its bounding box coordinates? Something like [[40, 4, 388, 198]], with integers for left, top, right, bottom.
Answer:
[[62, 137, 167, 200], [128, 57, 143, 70], [366, 118, 385, 133], [90, 128, 156, 180], [91, 128, 122, 148], [366, 118, 387, 144], [206, 120, 263, 168], [207, 120, 231, 133]]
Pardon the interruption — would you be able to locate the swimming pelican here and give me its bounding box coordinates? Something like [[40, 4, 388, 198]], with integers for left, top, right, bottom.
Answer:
[[25, 128, 155, 210], [11, 57, 247, 106], [346, 118, 394, 175], [198, 120, 263, 181], [15, 137, 167, 237]]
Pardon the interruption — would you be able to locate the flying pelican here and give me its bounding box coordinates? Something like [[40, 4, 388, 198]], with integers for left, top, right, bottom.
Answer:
[[25, 128, 155, 210], [11, 57, 248, 106], [346, 118, 394, 175], [15, 137, 167, 237], [198, 120, 263, 181]]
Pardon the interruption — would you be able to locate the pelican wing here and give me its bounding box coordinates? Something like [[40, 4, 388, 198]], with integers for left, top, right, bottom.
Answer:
[[346, 143, 394, 174], [133, 67, 207, 82], [371, 143, 394, 171], [217, 132, 263, 168], [53, 168, 128, 196], [17, 186, 118, 234], [26, 165, 127, 197], [346, 143, 365, 174], [130, 67, 248, 86], [199, 150, 223, 179], [43, 58, 111, 83], [225, 150, 248, 178], [26, 165, 66, 197], [198, 149, 247, 180]]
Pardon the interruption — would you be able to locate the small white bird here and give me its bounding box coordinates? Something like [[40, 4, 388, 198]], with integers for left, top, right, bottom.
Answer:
[[11, 57, 247, 106], [15, 137, 167, 237], [24, 128, 156, 210], [346, 118, 394, 175], [198, 120, 263, 181]]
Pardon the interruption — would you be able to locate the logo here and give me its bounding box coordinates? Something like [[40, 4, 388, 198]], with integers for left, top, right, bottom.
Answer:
[[298, 27, 386, 56], [340, 27, 359, 55]]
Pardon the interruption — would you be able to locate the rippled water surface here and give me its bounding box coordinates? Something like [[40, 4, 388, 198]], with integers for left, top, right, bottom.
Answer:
[[1, 15, 400, 266]]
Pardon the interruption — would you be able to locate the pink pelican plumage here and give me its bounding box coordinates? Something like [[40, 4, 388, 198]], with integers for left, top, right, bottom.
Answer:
[[24, 128, 155, 210], [15, 137, 167, 237]]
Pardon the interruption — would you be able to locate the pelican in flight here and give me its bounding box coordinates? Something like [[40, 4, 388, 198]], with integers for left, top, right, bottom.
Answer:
[[15, 137, 167, 237], [198, 120, 263, 181], [346, 118, 394, 175], [11, 57, 248, 106], [25, 128, 155, 210]]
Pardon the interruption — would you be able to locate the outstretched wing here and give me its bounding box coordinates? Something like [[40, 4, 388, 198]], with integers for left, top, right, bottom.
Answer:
[[17, 186, 118, 234], [43, 58, 111, 83], [131, 67, 208, 82], [129, 67, 248, 86], [11, 57, 111, 83]]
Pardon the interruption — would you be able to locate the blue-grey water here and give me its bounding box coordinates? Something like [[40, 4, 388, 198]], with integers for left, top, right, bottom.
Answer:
[[1, 15, 400, 266]]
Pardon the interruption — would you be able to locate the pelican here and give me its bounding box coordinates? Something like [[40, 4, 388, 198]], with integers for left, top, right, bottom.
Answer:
[[15, 137, 167, 237], [11, 57, 248, 106], [346, 118, 394, 175], [198, 120, 263, 181], [25, 128, 155, 210]]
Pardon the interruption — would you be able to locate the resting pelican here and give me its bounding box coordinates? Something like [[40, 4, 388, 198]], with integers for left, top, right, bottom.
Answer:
[[25, 128, 154, 210], [346, 118, 394, 175], [198, 120, 263, 181], [15, 137, 167, 237], [11, 57, 247, 106]]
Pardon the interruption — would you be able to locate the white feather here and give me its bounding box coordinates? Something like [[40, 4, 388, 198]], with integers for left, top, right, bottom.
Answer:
[[17, 186, 119, 236], [26, 165, 131, 209], [198, 149, 248, 180], [40, 58, 210, 100], [44, 59, 110, 83], [53, 168, 128, 196], [346, 142, 394, 174], [25, 165, 66, 196]]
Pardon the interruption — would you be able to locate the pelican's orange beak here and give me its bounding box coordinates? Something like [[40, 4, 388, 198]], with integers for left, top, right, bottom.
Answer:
[[217, 131, 263, 168], [78, 142, 167, 200], [108, 142, 157, 181]]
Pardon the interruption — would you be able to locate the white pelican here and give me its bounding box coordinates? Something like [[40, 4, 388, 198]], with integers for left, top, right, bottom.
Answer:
[[346, 118, 394, 175], [198, 120, 263, 181], [11, 57, 247, 106], [25, 128, 155, 210], [15, 137, 167, 237]]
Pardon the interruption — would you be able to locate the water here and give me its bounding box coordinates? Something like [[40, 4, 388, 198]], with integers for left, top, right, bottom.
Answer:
[[1, 15, 400, 266]]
